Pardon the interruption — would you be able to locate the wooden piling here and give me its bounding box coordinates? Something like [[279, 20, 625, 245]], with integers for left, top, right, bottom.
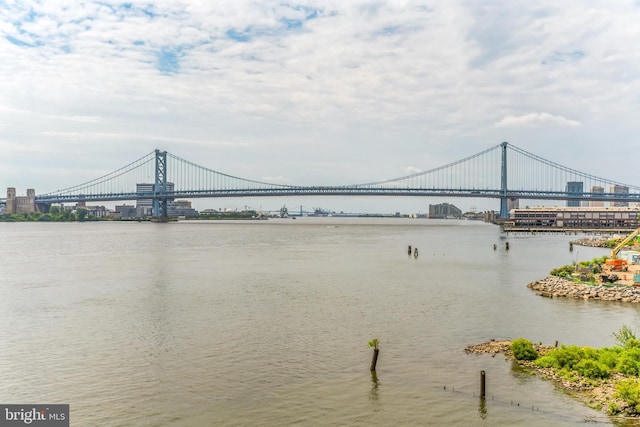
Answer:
[[480, 370, 486, 398], [370, 348, 380, 371]]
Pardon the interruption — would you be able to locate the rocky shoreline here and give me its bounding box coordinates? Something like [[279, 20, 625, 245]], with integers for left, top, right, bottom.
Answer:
[[570, 237, 612, 248], [465, 340, 627, 417], [470, 237, 640, 417], [527, 276, 640, 303]]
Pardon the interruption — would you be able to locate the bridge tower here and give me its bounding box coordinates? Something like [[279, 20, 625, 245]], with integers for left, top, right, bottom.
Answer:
[[153, 149, 168, 220], [499, 141, 509, 219]]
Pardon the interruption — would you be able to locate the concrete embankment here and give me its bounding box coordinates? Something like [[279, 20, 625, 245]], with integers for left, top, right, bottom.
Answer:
[[528, 276, 640, 303]]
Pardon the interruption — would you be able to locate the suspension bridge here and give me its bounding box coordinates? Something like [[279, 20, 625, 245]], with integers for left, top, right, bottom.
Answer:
[[4, 142, 640, 219]]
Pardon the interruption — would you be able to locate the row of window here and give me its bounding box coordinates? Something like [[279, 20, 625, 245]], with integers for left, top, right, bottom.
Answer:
[[514, 219, 639, 227], [514, 212, 637, 219]]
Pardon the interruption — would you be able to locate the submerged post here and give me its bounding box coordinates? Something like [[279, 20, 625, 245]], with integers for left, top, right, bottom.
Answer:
[[480, 370, 486, 398]]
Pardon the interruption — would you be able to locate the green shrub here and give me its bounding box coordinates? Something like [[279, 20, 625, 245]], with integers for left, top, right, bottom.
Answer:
[[535, 355, 560, 369], [613, 325, 638, 348], [581, 346, 599, 361], [608, 401, 620, 415], [604, 239, 621, 248], [575, 359, 610, 379], [557, 367, 578, 382], [552, 345, 586, 369], [616, 355, 640, 376], [511, 338, 538, 361], [550, 265, 574, 277], [598, 348, 621, 369], [615, 379, 640, 414]]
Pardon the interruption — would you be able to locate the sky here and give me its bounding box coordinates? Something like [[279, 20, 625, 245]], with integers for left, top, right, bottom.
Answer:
[[2, 0, 640, 214]]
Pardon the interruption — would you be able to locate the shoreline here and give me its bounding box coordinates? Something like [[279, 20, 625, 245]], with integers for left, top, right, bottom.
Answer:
[[465, 340, 629, 418], [527, 276, 640, 303]]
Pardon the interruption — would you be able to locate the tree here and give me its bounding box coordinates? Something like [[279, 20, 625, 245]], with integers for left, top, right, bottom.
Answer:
[[613, 325, 637, 348], [77, 208, 87, 222]]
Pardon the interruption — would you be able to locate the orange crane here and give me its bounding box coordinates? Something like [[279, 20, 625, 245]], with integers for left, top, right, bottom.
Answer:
[[606, 227, 640, 271]]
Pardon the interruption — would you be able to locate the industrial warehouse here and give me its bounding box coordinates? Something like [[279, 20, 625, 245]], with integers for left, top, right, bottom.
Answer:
[[505, 206, 640, 231]]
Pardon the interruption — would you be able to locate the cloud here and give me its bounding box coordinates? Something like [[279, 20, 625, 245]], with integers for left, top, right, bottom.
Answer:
[[494, 113, 581, 128], [404, 166, 423, 175], [2, 1, 640, 211]]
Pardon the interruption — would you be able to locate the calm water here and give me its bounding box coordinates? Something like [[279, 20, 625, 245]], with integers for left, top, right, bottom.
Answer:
[[1, 218, 639, 426]]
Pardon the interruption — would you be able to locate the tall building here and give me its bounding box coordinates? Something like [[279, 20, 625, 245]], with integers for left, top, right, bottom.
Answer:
[[5, 187, 37, 214], [428, 203, 462, 219], [612, 185, 629, 207], [136, 183, 175, 216], [173, 200, 199, 217], [565, 181, 583, 207], [589, 186, 605, 207]]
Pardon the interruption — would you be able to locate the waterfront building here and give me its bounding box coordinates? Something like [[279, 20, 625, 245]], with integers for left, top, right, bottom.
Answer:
[[612, 185, 630, 207], [80, 205, 109, 218], [589, 186, 605, 207], [565, 181, 583, 207], [428, 203, 462, 219], [136, 182, 176, 217], [115, 205, 137, 219], [173, 200, 199, 218], [509, 206, 640, 229], [5, 187, 37, 214]]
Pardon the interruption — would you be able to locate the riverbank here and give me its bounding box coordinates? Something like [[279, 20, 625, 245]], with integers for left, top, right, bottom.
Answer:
[[465, 340, 628, 418], [571, 237, 612, 248], [527, 276, 640, 302]]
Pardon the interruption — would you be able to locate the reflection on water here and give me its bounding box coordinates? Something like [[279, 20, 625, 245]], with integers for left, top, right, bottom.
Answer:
[[369, 370, 379, 401], [478, 396, 487, 420], [0, 218, 636, 425]]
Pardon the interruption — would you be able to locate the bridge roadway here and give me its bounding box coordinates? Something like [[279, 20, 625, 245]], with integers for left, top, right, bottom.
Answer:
[[29, 187, 640, 204]]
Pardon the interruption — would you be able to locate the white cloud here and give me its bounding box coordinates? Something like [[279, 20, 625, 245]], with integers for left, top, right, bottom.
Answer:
[[494, 112, 581, 128], [2, 1, 640, 211], [404, 166, 424, 175]]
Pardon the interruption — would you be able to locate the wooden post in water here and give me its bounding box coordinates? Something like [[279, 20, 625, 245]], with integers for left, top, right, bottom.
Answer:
[[480, 370, 486, 398], [368, 338, 380, 371], [506, 242, 510, 250], [370, 348, 380, 371]]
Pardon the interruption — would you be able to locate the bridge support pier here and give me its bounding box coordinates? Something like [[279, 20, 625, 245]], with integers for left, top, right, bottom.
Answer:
[[153, 149, 169, 220], [499, 142, 509, 219]]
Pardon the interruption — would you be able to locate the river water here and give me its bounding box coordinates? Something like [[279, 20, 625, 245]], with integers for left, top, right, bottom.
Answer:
[[1, 218, 639, 426]]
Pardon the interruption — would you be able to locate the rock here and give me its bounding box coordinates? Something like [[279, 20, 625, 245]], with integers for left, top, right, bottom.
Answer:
[[528, 276, 640, 303]]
